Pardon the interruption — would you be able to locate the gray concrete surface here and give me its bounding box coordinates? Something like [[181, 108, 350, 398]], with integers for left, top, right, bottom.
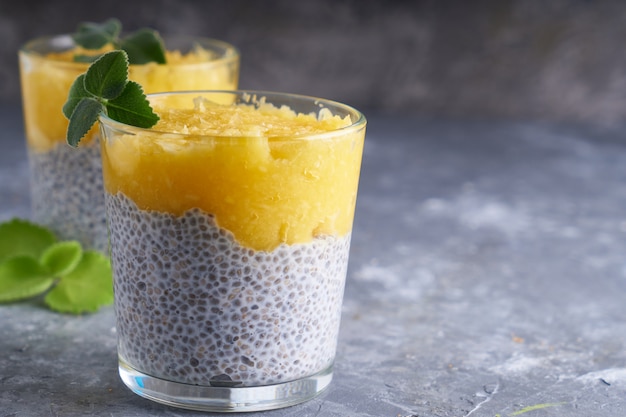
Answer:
[[1, 104, 625, 416]]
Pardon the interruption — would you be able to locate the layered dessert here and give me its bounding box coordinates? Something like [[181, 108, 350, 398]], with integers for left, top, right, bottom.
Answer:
[[19, 36, 239, 251], [101, 94, 365, 386]]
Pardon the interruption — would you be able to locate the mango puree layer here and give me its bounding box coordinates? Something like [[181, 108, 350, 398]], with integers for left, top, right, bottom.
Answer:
[[101, 99, 365, 251], [20, 46, 237, 152]]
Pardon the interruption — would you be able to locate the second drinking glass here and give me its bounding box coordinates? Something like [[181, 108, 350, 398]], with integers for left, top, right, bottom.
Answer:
[[19, 34, 240, 251]]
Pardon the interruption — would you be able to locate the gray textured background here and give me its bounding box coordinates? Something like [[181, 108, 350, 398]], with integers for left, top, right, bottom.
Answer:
[[3, 0, 626, 125], [3, 2, 626, 416]]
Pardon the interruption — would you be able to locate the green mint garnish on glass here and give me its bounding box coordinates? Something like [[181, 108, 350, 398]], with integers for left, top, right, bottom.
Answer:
[[72, 18, 166, 65], [0, 219, 113, 314], [63, 49, 159, 147]]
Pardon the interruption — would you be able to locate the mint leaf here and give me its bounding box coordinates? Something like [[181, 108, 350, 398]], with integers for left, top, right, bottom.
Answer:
[[120, 28, 166, 65], [83, 50, 128, 100], [107, 81, 160, 128], [71, 19, 167, 65], [64, 50, 160, 147], [44, 251, 113, 314], [66, 50, 130, 146], [72, 18, 121, 49], [73, 54, 100, 63], [66, 97, 103, 147], [0, 256, 54, 302], [40, 241, 83, 277], [0, 218, 113, 314], [63, 74, 90, 119], [0, 219, 57, 262]]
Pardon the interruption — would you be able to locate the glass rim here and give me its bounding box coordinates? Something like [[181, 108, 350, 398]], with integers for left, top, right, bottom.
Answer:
[[19, 33, 240, 69], [99, 90, 367, 141]]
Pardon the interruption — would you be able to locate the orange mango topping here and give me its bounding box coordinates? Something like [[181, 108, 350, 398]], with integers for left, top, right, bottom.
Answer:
[[101, 98, 365, 251]]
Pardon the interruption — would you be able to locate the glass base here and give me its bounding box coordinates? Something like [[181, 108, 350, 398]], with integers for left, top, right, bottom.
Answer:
[[118, 359, 334, 412]]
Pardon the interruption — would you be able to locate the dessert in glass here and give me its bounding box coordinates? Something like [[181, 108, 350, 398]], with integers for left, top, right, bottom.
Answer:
[[99, 90, 366, 411]]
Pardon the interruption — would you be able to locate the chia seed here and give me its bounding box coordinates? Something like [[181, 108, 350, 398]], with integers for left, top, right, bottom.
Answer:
[[106, 192, 351, 387], [28, 140, 107, 252]]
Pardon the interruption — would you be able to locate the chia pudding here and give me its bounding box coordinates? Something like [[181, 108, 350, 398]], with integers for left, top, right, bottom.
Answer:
[[28, 139, 108, 252], [106, 192, 350, 387]]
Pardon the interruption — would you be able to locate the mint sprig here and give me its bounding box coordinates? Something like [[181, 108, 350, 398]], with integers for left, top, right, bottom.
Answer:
[[72, 18, 121, 50], [72, 18, 166, 65], [0, 219, 113, 314], [63, 49, 160, 147]]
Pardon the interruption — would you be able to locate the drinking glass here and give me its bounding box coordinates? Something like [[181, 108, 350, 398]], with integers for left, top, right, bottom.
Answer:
[[99, 90, 366, 411]]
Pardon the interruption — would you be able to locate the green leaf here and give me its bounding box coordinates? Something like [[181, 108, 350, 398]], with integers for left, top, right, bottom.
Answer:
[[65, 49, 159, 146], [72, 54, 101, 63], [71, 19, 166, 64], [72, 18, 121, 49], [0, 219, 57, 262], [0, 256, 55, 302], [44, 251, 113, 314], [66, 97, 103, 147], [120, 28, 166, 65], [98, 18, 123, 38], [84, 50, 129, 100], [63, 74, 90, 119], [106, 81, 160, 128], [40, 241, 83, 277]]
